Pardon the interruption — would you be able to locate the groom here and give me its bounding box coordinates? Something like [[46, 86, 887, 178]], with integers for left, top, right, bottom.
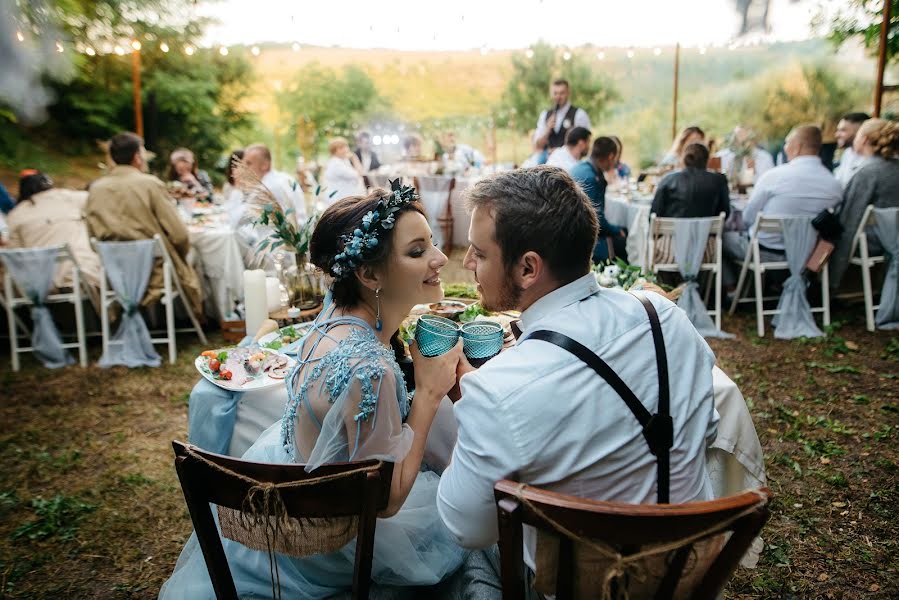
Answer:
[[435, 166, 719, 595]]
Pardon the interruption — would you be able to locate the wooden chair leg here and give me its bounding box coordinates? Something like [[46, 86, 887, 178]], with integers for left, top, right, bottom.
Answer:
[[496, 498, 526, 600], [352, 471, 380, 600]]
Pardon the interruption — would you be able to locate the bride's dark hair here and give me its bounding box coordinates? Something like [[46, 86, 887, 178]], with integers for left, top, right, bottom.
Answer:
[[310, 189, 424, 362]]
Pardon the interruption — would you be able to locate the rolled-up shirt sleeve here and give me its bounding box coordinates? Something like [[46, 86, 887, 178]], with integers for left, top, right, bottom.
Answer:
[[437, 371, 521, 549]]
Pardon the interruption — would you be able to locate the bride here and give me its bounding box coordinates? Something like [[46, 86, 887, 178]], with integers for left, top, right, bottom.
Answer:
[[160, 182, 468, 598]]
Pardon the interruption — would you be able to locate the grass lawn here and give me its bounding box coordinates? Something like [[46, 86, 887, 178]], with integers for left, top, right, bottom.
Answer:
[[0, 305, 896, 599]]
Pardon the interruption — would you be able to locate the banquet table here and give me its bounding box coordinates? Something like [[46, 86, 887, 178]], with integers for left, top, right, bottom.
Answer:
[[186, 208, 247, 321], [605, 194, 653, 269]]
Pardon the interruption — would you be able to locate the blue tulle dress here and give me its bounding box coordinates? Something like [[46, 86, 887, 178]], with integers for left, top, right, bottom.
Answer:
[[159, 313, 468, 599]]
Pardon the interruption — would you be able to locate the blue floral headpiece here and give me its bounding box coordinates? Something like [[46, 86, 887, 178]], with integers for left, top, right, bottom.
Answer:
[[330, 179, 419, 281]]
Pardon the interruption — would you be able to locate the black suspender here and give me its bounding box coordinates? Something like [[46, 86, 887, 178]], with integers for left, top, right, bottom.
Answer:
[[525, 294, 673, 503]]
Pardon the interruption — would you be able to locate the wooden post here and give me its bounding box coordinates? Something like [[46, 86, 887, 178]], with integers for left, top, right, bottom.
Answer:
[[131, 46, 143, 138], [672, 42, 680, 140], [874, 0, 892, 117]]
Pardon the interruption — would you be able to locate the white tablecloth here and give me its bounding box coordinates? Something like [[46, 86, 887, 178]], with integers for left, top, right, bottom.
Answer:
[[189, 225, 246, 321], [606, 195, 652, 269]]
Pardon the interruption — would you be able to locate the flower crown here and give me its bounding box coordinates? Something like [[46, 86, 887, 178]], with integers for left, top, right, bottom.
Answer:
[[330, 179, 418, 281]]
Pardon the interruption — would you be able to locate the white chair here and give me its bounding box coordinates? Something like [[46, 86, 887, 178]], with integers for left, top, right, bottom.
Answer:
[[92, 235, 206, 365], [648, 212, 726, 333], [846, 205, 890, 332], [0, 244, 87, 371], [729, 214, 830, 337]]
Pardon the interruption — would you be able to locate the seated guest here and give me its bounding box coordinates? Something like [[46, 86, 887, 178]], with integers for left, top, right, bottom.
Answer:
[[570, 136, 627, 263], [221, 149, 244, 209], [545, 126, 591, 172], [243, 143, 307, 220], [7, 169, 101, 305], [651, 143, 730, 218], [718, 126, 775, 184], [402, 134, 424, 160], [84, 132, 204, 319], [660, 125, 706, 167], [723, 125, 841, 286], [165, 148, 213, 201], [437, 167, 718, 589], [442, 131, 485, 167], [322, 137, 366, 209], [520, 134, 548, 168], [609, 135, 632, 182], [353, 131, 381, 173], [833, 112, 871, 187], [160, 186, 467, 598], [830, 118, 899, 288]]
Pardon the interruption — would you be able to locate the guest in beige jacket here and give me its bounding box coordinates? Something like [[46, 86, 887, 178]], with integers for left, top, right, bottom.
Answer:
[[7, 170, 102, 310], [84, 132, 204, 319]]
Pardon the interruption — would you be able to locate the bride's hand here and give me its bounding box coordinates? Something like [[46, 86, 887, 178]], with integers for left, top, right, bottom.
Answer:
[[410, 338, 463, 402]]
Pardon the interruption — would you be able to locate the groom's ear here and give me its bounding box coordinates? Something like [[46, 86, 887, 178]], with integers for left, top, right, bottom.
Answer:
[[517, 250, 543, 290]]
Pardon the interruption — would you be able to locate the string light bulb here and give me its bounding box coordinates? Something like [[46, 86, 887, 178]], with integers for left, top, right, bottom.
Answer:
[[184, 45, 195, 55], [56, 41, 64, 53], [562, 51, 571, 61], [85, 46, 96, 56], [596, 51, 605, 60], [626, 49, 635, 59], [131, 40, 141, 51], [16, 31, 24, 42], [525, 48, 534, 59], [251, 46, 260, 56], [653, 47, 661, 56], [114, 45, 125, 56], [160, 42, 169, 53], [699, 46, 707, 55], [292, 42, 300, 52], [219, 46, 228, 56]]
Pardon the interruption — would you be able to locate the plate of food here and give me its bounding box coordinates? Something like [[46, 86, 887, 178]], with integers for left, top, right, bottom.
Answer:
[[256, 323, 314, 351], [427, 300, 469, 321], [195, 346, 296, 391]]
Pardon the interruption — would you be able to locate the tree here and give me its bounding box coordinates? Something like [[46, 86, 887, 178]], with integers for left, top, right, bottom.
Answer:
[[277, 64, 391, 156], [822, 0, 899, 63], [499, 41, 618, 135]]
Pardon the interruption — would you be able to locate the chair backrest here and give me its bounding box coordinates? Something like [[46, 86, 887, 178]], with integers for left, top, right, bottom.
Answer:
[[494, 480, 771, 600], [648, 212, 725, 271], [172, 440, 394, 600], [0, 244, 79, 298], [847, 204, 878, 261]]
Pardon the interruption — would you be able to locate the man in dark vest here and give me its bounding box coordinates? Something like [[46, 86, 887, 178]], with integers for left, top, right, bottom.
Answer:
[[533, 79, 592, 154]]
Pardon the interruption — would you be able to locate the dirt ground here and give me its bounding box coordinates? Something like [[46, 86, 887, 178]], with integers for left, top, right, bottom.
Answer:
[[0, 302, 896, 599]]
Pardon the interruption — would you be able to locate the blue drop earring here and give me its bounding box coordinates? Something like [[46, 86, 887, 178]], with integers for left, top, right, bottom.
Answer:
[[375, 287, 382, 331]]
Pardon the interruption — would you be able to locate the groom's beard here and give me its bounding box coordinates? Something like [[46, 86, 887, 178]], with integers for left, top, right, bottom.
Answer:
[[479, 276, 523, 313]]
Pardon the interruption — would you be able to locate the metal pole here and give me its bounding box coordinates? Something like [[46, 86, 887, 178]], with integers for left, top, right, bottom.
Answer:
[[875, 0, 892, 117], [672, 42, 680, 140], [132, 46, 143, 137]]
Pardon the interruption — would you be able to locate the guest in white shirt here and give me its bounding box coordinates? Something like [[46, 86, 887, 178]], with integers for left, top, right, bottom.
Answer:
[[833, 112, 870, 187], [723, 125, 842, 285], [435, 166, 719, 591], [544, 126, 591, 172], [243, 143, 307, 221], [442, 131, 485, 167], [533, 79, 591, 152], [322, 137, 366, 209], [717, 126, 775, 184]]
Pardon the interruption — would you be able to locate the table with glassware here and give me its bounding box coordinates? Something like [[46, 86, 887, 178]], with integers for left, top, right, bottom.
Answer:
[[184, 205, 248, 321]]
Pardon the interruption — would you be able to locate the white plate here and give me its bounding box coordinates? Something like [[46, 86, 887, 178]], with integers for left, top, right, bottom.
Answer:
[[256, 323, 314, 352], [195, 347, 296, 391]]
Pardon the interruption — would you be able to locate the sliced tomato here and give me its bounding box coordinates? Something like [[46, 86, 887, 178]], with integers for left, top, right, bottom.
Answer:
[[219, 369, 232, 380], [208, 358, 221, 372]]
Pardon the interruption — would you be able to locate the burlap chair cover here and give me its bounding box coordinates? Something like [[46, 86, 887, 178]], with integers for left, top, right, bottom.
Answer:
[[219, 508, 358, 558]]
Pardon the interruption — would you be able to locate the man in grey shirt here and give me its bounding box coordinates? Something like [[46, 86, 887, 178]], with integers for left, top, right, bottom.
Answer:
[[724, 125, 842, 285]]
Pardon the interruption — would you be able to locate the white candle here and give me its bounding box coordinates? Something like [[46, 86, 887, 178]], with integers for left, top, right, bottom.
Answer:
[[265, 277, 283, 313], [243, 269, 267, 337]]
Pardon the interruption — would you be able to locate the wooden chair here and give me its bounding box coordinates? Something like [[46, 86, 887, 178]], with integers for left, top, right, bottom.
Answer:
[[172, 440, 394, 600], [494, 480, 771, 600]]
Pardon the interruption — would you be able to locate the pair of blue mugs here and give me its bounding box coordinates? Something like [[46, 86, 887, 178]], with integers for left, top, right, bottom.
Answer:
[[415, 315, 504, 361]]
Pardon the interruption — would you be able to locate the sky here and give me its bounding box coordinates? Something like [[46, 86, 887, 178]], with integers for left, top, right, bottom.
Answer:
[[198, 0, 826, 51]]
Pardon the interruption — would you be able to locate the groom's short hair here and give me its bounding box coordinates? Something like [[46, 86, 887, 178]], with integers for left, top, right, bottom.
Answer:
[[465, 166, 598, 284]]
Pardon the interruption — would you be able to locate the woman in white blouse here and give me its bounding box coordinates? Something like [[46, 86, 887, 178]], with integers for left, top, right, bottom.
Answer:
[[322, 137, 365, 209]]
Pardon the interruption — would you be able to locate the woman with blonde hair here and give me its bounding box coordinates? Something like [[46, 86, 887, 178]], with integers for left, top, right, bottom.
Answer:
[[322, 137, 365, 209], [165, 148, 214, 200], [660, 125, 705, 167], [830, 118, 899, 287]]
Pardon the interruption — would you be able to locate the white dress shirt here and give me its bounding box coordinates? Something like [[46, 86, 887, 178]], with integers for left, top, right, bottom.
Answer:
[[452, 143, 485, 167], [533, 102, 591, 144], [833, 146, 866, 188], [437, 274, 718, 567], [261, 170, 307, 222], [743, 155, 843, 250], [322, 157, 365, 208], [545, 146, 581, 172], [718, 147, 775, 183]]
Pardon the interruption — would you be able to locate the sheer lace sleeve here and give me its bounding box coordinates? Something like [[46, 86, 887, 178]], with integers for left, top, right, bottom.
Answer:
[[304, 353, 414, 471]]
